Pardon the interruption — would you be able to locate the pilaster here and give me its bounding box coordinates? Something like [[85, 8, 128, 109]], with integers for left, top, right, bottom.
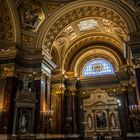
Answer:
[[51, 69, 65, 133]]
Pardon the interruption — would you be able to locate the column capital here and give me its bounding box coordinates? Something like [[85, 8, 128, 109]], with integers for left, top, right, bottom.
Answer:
[[52, 69, 66, 82], [65, 72, 78, 92], [66, 71, 78, 79], [0, 65, 15, 79], [51, 83, 65, 94]]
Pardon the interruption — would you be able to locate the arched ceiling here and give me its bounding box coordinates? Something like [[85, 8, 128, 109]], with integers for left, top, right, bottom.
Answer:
[[36, 0, 137, 52], [52, 17, 127, 71], [33, 0, 139, 75], [2, 0, 140, 76]]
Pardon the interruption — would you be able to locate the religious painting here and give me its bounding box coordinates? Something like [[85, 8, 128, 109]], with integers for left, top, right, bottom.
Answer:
[[87, 114, 93, 129], [96, 111, 107, 128]]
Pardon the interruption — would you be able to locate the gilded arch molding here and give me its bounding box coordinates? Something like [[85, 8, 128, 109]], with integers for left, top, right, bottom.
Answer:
[[5, 0, 21, 44], [36, 0, 136, 53], [73, 49, 120, 77], [65, 45, 123, 73], [62, 35, 125, 70]]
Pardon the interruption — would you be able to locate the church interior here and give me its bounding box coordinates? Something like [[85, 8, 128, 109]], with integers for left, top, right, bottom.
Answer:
[[0, 0, 140, 139]]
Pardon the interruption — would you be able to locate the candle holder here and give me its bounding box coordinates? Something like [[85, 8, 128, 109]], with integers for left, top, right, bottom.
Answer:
[[44, 109, 54, 125], [129, 105, 140, 120]]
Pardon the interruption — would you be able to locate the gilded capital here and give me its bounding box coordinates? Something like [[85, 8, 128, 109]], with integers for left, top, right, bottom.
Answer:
[[51, 83, 65, 94], [0, 66, 15, 78]]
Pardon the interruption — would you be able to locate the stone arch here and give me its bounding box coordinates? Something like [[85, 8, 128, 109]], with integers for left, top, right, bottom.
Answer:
[[62, 35, 125, 72], [51, 46, 61, 68], [0, 0, 21, 44], [36, 0, 137, 54]]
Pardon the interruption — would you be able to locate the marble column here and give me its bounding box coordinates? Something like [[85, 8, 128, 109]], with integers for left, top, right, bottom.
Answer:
[[121, 85, 131, 132], [126, 31, 140, 104], [51, 83, 65, 133], [0, 77, 17, 134], [65, 72, 78, 134], [51, 69, 66, 133]]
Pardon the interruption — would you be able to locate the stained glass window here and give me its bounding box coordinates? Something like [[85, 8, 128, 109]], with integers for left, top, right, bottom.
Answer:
[[82, 58, 114, 77]]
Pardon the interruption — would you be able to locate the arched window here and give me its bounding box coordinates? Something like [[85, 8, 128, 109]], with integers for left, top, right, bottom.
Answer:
[[82, 58, 115, 77]]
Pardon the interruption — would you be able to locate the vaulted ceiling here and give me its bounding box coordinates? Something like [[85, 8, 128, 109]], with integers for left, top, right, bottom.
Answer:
[[1, 0, 140, 76]]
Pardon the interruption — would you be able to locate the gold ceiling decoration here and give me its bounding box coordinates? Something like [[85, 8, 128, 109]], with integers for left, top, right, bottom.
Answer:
[[43, 5, 129, 53], [0, 0, 15, 42], [61, 35, 123, 70], [54, 17, 127, 51]]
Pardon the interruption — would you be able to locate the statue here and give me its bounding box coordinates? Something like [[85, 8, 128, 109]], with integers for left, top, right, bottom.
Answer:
[[21, 4, 41, 29], [87, 115, 92, 128], [22, 78, 33, 92], [110, 113, 116, 128], [19, 112, 28, 133]]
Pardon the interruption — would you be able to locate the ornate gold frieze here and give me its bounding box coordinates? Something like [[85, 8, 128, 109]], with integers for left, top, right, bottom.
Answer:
[[0, 66, 15, 78], [51, 83, 65, 94], [15, 70, 44, 80]]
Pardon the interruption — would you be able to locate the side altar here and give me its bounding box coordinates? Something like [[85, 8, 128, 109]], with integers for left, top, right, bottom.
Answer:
[[12, 79, 37, 140], [83, 89, 121, 140]]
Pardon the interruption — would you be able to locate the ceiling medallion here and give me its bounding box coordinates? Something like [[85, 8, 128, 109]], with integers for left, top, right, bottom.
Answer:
[[92, 63, 103, 72]]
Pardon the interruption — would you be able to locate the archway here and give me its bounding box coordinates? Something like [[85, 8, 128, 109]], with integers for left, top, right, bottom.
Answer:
[[35, 0, 139, 138]]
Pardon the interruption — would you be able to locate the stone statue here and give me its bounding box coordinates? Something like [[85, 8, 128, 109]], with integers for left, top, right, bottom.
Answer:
[[21, 4, 40, 29], [87, 115, 92, 128], [110, 113, 116, 127], [23, 79, 29, 90], [19, 112, 28, 133]]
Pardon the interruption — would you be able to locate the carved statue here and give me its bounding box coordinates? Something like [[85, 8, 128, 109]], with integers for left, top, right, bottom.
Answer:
[[87, 115, 92, 128], [21, 4, 41, 29], [23, 78, 29, 90], [24, 8, 38, 25], [110, 113, 116, 128], [19, 112, 28, 133]]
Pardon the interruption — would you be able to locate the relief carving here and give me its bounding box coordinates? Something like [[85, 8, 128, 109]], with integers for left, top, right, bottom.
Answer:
[[19, 1, 45, 31]]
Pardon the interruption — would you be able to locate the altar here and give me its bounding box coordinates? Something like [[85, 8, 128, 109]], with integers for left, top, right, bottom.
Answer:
[[82, 89, 121, 140]]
